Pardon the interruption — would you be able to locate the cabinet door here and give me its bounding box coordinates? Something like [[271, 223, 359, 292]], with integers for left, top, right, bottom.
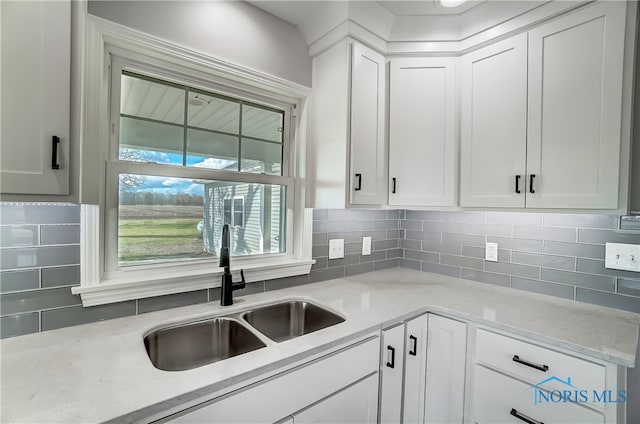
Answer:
[[460, 34, 528, 208], [379, 324, 405, 423], [349, 43, 386, 205], [0, 0, 70, 195], [424, 315, 466, 424], [294, 374, 379, 424], [526, 1, 626, 209], [403, 314, 428, 424], [389, 58, 456, 207]]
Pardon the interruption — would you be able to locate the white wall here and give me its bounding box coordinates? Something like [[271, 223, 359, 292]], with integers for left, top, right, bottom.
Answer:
[[88, 1, 312, 87]]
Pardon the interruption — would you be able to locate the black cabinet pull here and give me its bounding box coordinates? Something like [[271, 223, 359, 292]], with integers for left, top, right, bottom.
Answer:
[[515, 175, 521, 194], [354, 173, 362, 191], [512, 355, 549, 372], [392, 177, 396, 194], [51, 136, 60, 170], [529, 174, 536, 194], [409, 335, 417, 356], [510, 408, 544, 424], [386, 345, 395, 368]]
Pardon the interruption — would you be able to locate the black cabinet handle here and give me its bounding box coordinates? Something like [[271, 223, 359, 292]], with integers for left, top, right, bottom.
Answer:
[[409, 335, 417, 356], [512, 355, 549, 372], [515, 175, 521, 194], [392, 177, 396, 194], [529, 174, 536, 194], [386, 345, 395, 368], [510, 408, 544, 424], [51, 136, 60, 170], [355, 173, 362, 191]]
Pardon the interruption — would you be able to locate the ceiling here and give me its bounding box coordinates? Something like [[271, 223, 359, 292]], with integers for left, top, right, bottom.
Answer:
[[247, 0, 486, 26]]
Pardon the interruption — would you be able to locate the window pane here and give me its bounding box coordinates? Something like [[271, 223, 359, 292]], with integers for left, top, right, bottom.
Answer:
[[186, 128, 238, 170], [241, 104, 283, 142], [203, 182, 286, 256], [118, 174, 286, 266], [240, 138, 282, 175], [187, 93, 240, 134], [119, 116, 184, 165], [121, 74, 184, 124]]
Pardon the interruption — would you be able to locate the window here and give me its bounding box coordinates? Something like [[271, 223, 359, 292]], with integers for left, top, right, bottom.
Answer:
[[73, 19, 311, 306], [105, 58, 295, 272]]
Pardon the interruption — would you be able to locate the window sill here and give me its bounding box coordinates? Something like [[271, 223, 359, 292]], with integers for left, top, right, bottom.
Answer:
[[71, 258, 314, 307]]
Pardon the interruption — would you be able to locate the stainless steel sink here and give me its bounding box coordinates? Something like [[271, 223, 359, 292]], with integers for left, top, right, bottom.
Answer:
[[242, 301, 345, 342], [144, 318, 266, 371]]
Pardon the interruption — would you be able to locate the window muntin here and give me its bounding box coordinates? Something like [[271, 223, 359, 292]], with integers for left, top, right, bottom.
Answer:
[[109, 65, 292, 270]]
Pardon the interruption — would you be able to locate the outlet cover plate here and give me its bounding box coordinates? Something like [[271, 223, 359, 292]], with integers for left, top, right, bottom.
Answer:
[[329, 239, 345, 259], [362, 236, 372, 255], [485, 242, 498, 262]]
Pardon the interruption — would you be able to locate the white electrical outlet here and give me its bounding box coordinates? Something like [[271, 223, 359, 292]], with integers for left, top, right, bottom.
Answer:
[[329, 239, 345, 259], [605, 243, 640, 272], [362, 236, 372, 255], [485, 242, 498, 262]]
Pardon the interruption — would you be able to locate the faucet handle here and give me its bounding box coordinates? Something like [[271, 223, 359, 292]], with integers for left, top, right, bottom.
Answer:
[[232, 269, 246, 291]]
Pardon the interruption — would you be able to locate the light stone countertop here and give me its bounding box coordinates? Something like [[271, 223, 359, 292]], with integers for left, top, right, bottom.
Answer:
[[1, 268, 639, 423]]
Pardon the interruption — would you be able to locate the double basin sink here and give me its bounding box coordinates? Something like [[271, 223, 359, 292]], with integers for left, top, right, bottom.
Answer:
[[144, 301, 345, 371]]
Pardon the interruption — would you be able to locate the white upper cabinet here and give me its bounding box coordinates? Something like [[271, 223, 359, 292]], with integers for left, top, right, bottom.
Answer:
[[460, 34, 528, 208], [526, 1, 626, 209], [307, 40, 386, 208], [350, 43, 386, 205], [0, 0, 70, 195], [388, 58, 456, 207], [460, 1, 627, 210]]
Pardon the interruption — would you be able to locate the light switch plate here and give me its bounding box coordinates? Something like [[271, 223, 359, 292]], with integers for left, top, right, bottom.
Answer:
[[362, 236, 372, 255], [605, 243, 640, 272], [329, 239, 345, 259], [485, 242, 498, 262]]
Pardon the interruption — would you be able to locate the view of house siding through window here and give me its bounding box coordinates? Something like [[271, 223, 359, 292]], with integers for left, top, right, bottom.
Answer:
[[116, 72, 286, 266]]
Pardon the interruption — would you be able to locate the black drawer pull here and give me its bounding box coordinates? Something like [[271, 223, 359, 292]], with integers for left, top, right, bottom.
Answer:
[[355, 173, 362, 191], [510, 408, 544, 424], [392, 177, 396, 194], [512, 355, 549, 372], [515, 175, 521, 194], [409, 335, 417, 356], [386, 345, 395, 368], [529, 174, 536, 194], [51, 136, 60, 170]]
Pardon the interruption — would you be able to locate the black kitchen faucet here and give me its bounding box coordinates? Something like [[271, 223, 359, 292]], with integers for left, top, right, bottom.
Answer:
[[219, 224, 246, 306]]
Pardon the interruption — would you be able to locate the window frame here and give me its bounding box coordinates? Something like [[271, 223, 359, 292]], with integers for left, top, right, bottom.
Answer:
[[73, 16, 313, 307]]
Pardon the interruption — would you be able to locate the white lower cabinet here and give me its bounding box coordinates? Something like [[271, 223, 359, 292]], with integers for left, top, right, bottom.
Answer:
[[164, 336, 379, 423], [379, 314, 465, 424], [294, 373, 379, 424], [424, 315, 467, 424], [467, 328, 624, 424]]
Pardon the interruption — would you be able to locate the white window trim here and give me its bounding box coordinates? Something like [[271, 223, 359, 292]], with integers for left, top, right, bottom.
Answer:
[[73, 14, 313, 307]]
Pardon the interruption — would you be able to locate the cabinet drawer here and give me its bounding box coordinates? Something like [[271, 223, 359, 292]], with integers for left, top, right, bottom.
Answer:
[[470, 365, 603, 424], [167, 337, 380, 423], [475, 329, 605, 396]]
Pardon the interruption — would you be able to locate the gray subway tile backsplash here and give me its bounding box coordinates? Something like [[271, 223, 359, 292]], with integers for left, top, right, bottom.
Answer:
[[41, 265, 81, 288], [1, 204, 639, 339], [575, 288, 640, 314], [1, 312, 40, 338], [137, 290, 209, 314], [510, 277, 575, 300], [40, 225, 81, 245], [0, 225, 38, 248], [618, 279, 640, 297], [0, 269, 39, 293], [41, 301, 137, 331]]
